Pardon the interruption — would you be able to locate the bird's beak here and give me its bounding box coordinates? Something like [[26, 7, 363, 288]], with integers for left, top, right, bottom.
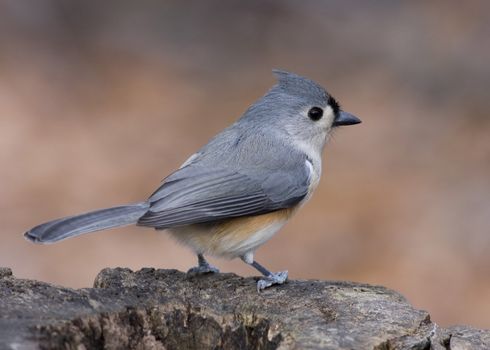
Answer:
[[332, 111, 361, 127]]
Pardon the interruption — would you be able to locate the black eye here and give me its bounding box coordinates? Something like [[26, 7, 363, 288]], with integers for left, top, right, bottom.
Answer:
[[308, 107, 323, 121]]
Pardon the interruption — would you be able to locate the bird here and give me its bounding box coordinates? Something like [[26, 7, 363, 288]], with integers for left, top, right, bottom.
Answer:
[[24, 70, 361, 291]]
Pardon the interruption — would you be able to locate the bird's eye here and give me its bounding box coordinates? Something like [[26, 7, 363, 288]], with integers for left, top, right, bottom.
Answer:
[[308, 107, 323, 121]]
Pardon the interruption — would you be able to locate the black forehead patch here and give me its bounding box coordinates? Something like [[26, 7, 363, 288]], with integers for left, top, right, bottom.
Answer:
[[328, 95, 340, 116]]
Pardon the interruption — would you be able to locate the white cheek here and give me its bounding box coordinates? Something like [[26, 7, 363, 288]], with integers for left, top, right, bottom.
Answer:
[[288, 104, 334, 166], [320, 105, 335, 129], [304, 104, 335, 143], [300, 105, 335, 130]]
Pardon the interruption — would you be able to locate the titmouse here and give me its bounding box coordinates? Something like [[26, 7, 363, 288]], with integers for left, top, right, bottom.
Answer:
[[25, 70, 361, 291]]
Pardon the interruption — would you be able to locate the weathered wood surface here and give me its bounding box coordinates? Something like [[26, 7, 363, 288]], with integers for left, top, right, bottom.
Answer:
[[0, 267, 488, 349]]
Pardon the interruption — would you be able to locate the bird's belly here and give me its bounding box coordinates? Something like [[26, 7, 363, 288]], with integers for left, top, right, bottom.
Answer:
[[167, 209, 294, 258]]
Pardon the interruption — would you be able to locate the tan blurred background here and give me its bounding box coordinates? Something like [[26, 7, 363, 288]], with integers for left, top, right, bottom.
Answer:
[[1, 0, 489, 328]]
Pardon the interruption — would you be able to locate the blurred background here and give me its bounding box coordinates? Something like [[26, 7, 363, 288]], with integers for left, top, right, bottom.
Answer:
[[1, 0, 489, 328]]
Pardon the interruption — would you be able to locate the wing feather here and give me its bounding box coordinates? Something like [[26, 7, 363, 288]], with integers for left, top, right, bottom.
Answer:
[[138, 163, 310, 229]]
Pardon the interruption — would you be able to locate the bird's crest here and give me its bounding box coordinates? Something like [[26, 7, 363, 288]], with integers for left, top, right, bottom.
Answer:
[[272, 69, 328, 101]]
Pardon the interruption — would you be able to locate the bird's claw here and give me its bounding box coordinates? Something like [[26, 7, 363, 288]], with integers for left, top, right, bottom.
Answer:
[[257, 270, 288, 292], [187, 263, 220, 275]]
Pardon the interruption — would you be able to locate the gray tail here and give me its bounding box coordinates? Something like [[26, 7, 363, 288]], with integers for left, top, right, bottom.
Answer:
[[24, 202, 150, 244]]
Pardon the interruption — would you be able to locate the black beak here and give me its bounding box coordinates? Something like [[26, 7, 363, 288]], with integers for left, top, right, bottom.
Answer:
[[332, 111, 361, 127]]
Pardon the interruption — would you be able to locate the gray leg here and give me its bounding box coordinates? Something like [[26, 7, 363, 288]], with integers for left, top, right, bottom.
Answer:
[[187, 254, 220, 274], [242, 256, 288, 291]]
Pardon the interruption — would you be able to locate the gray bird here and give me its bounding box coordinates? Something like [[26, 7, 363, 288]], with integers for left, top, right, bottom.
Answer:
[[25, 70, 361, 291]]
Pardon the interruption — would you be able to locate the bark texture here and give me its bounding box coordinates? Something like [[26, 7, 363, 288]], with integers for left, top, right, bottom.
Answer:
[[0, 266, 488, 349]]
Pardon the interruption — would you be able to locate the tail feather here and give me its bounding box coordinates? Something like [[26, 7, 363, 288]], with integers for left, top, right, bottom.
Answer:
[[24, 202, 150, 244]]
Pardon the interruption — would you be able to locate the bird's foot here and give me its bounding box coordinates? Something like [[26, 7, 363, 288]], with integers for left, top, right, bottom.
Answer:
[[257, 270, 288, 291], [187, 263, 220, 275]]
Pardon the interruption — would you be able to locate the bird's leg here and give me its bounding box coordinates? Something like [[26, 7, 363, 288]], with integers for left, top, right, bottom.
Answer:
[[241, 254, 288, 291], [187, 253, 220, 274]]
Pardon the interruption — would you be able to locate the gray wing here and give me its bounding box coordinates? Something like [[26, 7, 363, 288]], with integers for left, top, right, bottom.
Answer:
[[137, 163, 310, 229]]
